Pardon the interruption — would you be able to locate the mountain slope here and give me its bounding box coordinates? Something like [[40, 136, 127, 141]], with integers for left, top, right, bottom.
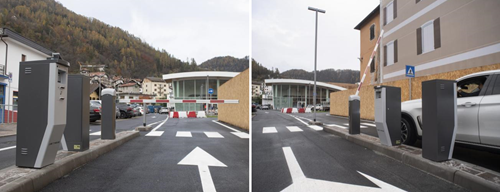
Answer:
[[199, 56, 249, 72], [0, 0, 195, 78]]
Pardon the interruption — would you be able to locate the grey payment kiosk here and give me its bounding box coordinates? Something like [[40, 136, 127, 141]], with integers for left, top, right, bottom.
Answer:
[[62, 75, 90, 151], [16, 56, 69, 168], [374, 86, 402, 146], [422, 79, 457, 162], [348, 95, 360, 134], [101, 88, 116, 140]]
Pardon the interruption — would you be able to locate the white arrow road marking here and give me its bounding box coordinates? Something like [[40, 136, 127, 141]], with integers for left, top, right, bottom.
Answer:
[[286, 126, 303, 132], [0, 146, 16, 152], [146, 116, 169, 137], [176, 131, 192, 137], [204, 132, 224, 138], [263, 127, 277, 133], [152, 116, 157, 119], [178, 147, 227, 192], [281, 147, 405, 192], [90, 131, 101, 136], [289, 115, 309, 126], [212, 120, 249, 139], [147, 120, 163, 127]]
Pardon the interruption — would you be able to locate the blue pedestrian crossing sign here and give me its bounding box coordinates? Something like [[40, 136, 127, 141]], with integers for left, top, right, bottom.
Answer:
[[406, 65, 415, 78], [208, 88, 214, 94]]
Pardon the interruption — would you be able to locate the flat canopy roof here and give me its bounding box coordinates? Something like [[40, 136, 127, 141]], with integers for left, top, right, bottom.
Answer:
[[264, 79, 347, 91], [162, 71, 239, 82]]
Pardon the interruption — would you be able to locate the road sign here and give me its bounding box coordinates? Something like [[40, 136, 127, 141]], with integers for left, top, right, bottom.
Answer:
[[406, 65, 415, 78], [208, 88, 214, 94], [8, 72, 12, 82], [178, 146, 227, 192]]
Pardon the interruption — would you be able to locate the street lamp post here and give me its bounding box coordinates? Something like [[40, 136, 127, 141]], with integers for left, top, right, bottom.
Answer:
[[308, 6, 325, 124]]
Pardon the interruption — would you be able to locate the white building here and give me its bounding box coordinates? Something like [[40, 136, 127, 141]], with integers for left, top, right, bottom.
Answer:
[[252, 83, 262, 98], [143, 77, 171, 99], [0, 28, 55, 122]]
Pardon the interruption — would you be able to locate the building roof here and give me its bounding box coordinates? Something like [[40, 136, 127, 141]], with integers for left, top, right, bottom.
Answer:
[[354, 5, 380, 30], [0, 27, 54, 55], [264, 79, 347, 91], [145, 77, 165, 82], [118, 82, 138, 87], [162, 71, 239, 82]]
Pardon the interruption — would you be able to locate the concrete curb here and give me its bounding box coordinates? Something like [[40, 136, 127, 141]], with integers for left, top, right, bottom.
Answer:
[[0, 131, 139, 192], [323, 126, 500, 192], [0, 133, 16, 138], [135, 126, 152, 131]]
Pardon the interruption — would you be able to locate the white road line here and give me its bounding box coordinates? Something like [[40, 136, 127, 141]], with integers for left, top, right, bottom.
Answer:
[[0, 146, 16, 152], [290, 115, 309, 126], [308, 125, 323, 131], [212, 120, 240, 132], [286, 126, 303, 132], [361, 123, 376, 127], [90, 131, 101, 136], [147, 120, 162, 127], [231, 132, 249, 139], [146, 116, 169, 137], [283, 147, 306, 181], [176, 131, 192, 137], [263, 127, 278, 133], [326, 124, 348, 129], [204, 132, 224, 138]]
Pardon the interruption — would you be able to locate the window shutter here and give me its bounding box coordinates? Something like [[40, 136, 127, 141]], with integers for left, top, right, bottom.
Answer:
[[393, 0, 397, 19], [434, 18, 441, 49], [417, 27, 422, 55], [383, 7, 387, 25], [394, 40, 398, 63], [384, 45, 387, 66], [370, 57, 375, 73]]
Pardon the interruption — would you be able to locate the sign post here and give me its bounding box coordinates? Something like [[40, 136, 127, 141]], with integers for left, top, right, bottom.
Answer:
[[406, 65, 415, 100], [208, 88, 213, 113], [8, 72, 12, 123]]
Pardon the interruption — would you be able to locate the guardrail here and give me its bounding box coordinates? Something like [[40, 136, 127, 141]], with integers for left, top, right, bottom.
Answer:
[[118, 99, 239, 104]]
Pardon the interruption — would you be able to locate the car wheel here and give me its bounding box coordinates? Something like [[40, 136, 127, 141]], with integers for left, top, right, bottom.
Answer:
[[401, 116, 417, 145], [120, 112, 127, 119]]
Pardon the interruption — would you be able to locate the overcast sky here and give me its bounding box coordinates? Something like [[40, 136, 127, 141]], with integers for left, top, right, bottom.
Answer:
[[56, 0, 249, 64], [253, 0, 379, 72]]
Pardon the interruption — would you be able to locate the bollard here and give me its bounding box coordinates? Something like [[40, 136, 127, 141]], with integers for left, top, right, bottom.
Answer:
[[101, 89, 116, 140], [348, 95, 360, 135], [62, 75, 90, 151]]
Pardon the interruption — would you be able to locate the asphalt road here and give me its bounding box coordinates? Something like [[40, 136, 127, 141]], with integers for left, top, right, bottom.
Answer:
[[0, 113, 161, 170], [252, 110, 466, 192], [289, 111, 500, 173], [40, 116, 249, 192]]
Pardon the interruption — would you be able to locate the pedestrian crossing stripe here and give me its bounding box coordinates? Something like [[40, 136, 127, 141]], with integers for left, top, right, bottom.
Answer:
[[286, 126, 303, 132], [263, 127, 278, 133]]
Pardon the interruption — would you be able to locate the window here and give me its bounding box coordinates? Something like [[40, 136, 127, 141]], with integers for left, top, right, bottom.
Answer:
[[457, 76, 488, 98], [370, 58, 375, 73], [370, 24, 375, 40], [21, 54, 26, 62], [154, 84, 157, 87], [492, 75, 500, 95], [384, 40, 398, 66], [417, 18, 441, 55], [384, 0, 397, 25]]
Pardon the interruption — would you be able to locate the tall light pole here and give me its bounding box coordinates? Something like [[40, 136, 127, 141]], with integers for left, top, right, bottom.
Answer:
[[308, 6, 325, 124]]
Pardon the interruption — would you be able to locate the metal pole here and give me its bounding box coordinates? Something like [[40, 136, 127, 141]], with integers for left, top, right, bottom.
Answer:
[[409, 78, 412, 100], [206, 75, 209, 114], [143, 102, 146, 126], [313, 11, 318, 122], [7, 81, 10, 123]]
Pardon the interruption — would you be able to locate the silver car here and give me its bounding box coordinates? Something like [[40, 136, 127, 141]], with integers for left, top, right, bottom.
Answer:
[[401, 70, 500, 150]]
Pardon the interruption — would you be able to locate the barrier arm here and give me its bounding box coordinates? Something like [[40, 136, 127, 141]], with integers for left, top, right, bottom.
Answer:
[[355, 30, 384, 96]]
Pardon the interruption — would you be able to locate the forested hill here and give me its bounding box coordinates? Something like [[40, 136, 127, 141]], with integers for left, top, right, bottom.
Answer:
[[0, 0, 244, 78], [199, 56, 249, 72], [252, 59, 360, 84]]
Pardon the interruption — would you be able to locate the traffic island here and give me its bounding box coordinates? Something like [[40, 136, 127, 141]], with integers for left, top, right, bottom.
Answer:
[[323, 125, 500, 192], [0, 131, 139, 192], [308, 121, 323, 126], [135, 126, 152, 131]]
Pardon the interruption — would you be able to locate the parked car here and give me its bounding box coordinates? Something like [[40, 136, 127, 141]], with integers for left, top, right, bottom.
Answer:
[[315, 104, 323, 111], [89, 102, 101, 122], [159, 107, 169, 114], [138, 106, 146, 115], [261, 104, 270, 110], [116, 103, 134, 118], [252, 104, 257, 112], [401, 70, 500, 150], [322, 102, 330, 111]]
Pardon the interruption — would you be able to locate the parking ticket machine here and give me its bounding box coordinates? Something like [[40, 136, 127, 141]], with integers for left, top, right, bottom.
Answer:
[[16, 56, 69, 168], [374, 86, 402, 146]]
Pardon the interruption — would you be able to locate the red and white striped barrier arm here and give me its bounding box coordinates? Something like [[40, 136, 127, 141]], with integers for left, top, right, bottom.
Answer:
[[118, 99, 239, 104], [356, 29, 384, 96]]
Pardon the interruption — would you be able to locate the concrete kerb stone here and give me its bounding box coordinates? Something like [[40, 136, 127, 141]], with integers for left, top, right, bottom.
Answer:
[[322, 126, 500, 192], [135, 126, 152, 131], [0, 131, 139, 192]]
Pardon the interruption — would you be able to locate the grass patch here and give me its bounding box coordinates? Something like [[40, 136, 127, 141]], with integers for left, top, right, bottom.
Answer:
[[207, 115, 218, 118]]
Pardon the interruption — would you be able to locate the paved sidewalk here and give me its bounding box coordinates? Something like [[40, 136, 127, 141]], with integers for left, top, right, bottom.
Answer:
[[0, 123, 16, 138]]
